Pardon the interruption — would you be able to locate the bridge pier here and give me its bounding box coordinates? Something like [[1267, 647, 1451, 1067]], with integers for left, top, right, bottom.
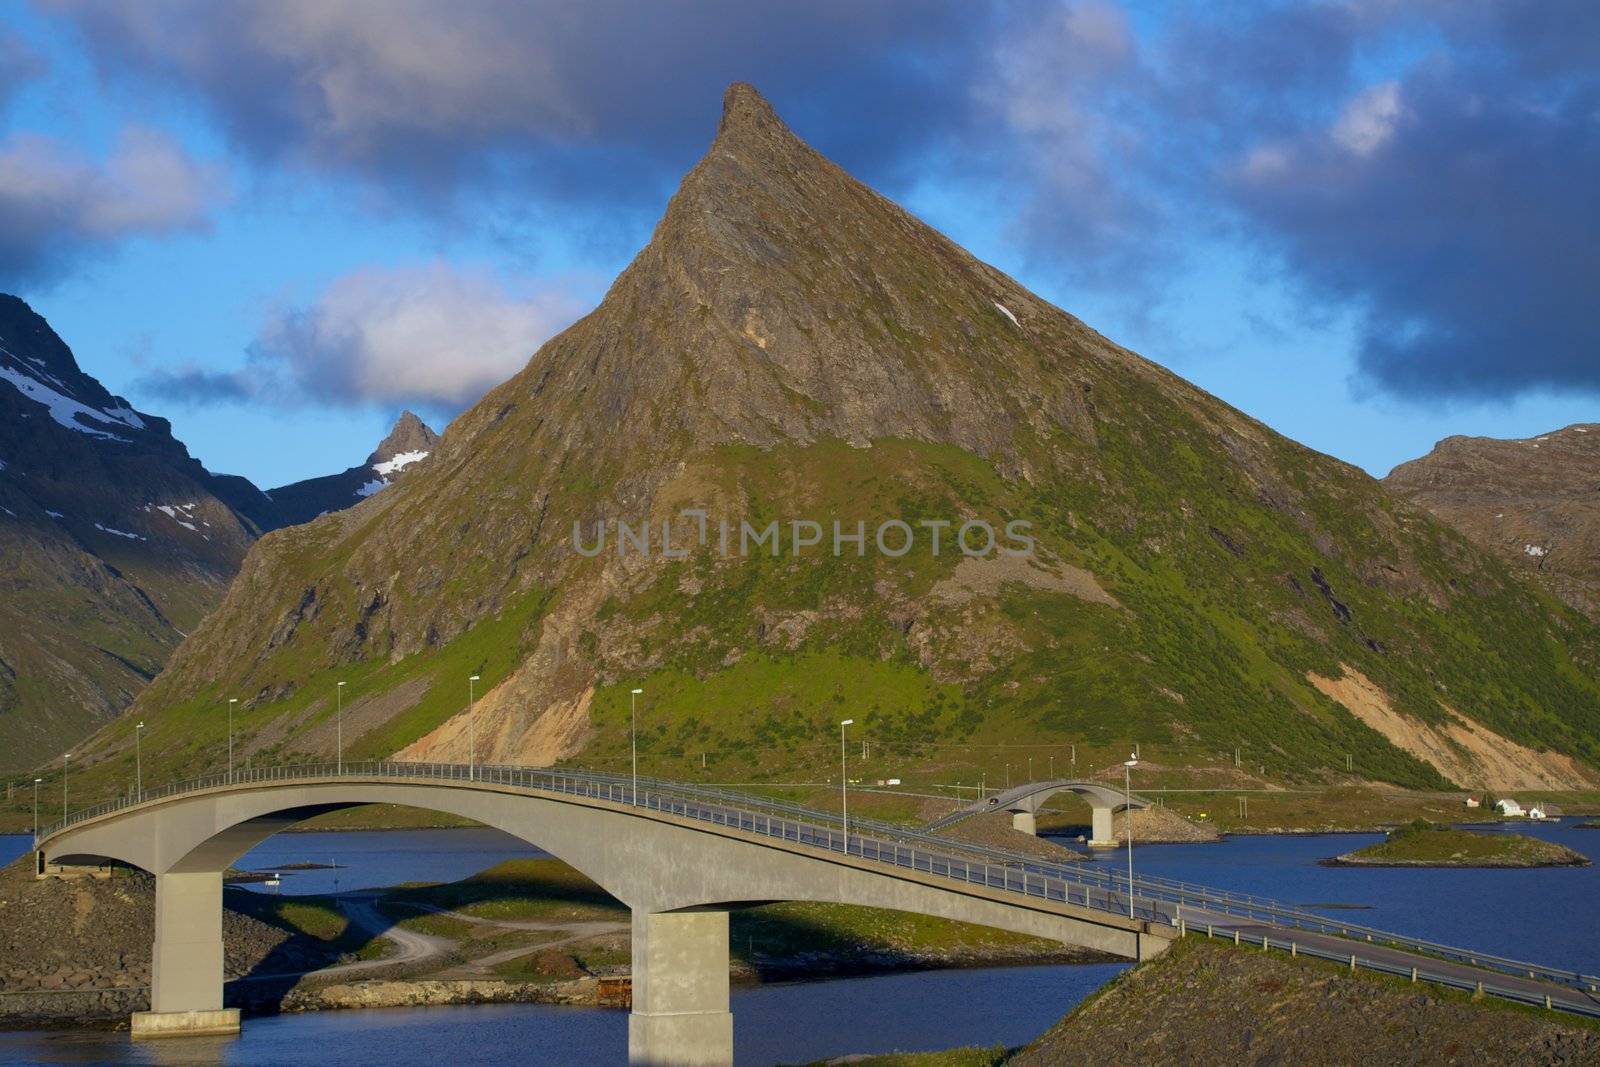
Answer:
[[132, 870, 239, 1038], [628, 909, 733, 1067], [1087, 805, 1116, 847], [1010, 810, 1037, 835]]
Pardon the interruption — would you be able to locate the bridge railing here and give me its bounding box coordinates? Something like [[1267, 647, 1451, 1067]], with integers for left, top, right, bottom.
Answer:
[[1189, 924, 1600, 1019], [36, 760, 1600, 999]]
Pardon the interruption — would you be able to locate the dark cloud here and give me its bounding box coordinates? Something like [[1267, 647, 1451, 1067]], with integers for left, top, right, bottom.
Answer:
[[1226, 6, 1600, 399], [0, 30, 47, 112], [44, 0, 1600, 402], [49, 0, 994, 211]]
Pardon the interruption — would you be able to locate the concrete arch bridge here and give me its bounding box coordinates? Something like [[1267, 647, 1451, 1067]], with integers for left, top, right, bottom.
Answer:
[[36, 762, 1175, 1065], [924, 779, 1150, 843]]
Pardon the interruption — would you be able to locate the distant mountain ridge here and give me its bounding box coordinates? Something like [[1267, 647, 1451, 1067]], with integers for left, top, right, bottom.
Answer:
[[0, 294, 274, 768], [266, 412, 440, 526], [0, 294, 440, 769], [1386, 424, 1600, 618]]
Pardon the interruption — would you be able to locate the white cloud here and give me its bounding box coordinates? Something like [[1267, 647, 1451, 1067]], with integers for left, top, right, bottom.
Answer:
[[257, 263, 587, 408], [1332, 81, 1403, 157], [0, 126, 219, 236], [145, 263, 592, 411]]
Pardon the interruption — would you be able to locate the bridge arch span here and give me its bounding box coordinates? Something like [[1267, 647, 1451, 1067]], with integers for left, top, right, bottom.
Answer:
[[39, 768, 1169, 1063]]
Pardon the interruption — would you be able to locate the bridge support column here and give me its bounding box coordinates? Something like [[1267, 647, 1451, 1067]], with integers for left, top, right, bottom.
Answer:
[[1010, 810, 1037, 835], [132, 870, 238, 1038], [1088, 805, 1116, 848], [628, 909, 732, 1067]]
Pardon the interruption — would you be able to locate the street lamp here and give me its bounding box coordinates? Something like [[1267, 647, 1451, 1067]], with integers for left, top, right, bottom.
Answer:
[[630, 688, 644, 806], [135, 722, 145, 802], [840, 719, 854, 855], [336, 681, 346, 774], [1028, 755, 1033, 781], [468, 676, 481, 781], [31, 778, 41, 841], [227, 698, 238, 781], [1050, 754, 1055, 778], [1124, 753, 1138, 919], [61, 753, 69, 816]]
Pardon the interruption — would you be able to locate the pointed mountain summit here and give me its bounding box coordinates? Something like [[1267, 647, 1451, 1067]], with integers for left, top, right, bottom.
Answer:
[[78, 85, 1599, 800], [371, 410, 441, 465], [266, 411, 441, 526]]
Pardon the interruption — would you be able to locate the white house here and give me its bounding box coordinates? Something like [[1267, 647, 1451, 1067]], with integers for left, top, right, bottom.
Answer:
[[1494, 798, 1524, 817]]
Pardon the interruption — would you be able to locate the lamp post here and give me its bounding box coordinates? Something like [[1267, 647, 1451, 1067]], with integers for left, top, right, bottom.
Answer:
[[840, 719, 854, 855], [135, 722, 144, 802], [227, 698, 237, 782], [1124, 753, 1138, 919], [1050, 754, 1055, 778], [1028, 755, 1033, 781], [32, 778, 40, 841], [336, 681, 346, 774], [468, 676, 481, 781], [61, 753, 69, 817], [630, 688, 643, 806]]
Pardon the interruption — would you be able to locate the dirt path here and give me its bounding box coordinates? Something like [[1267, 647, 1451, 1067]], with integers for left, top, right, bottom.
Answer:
[[388, 900, 627, 977], [322, 894, 455, 976]]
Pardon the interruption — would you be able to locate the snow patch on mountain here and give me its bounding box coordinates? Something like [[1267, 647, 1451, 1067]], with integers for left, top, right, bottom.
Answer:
[[356, 479, 387, 497], [0, 355, 144, 441], [374, 449, 429, 477], [94, 523, 146, 541]]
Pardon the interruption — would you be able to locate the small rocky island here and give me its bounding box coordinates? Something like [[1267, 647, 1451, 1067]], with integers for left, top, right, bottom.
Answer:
[[1326, 821, 1589, 868]]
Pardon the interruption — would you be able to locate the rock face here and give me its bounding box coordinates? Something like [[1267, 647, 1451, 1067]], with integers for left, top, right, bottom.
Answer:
[[1386, 424, 1600, 617], [0, 858, 322, 1004], [267, 411, 441, 526], [78, 84, 1600, 798]]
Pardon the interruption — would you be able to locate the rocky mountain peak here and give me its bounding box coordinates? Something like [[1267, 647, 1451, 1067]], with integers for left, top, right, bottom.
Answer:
[[716, 81, 785, 141], [368, 410, 440, 465]]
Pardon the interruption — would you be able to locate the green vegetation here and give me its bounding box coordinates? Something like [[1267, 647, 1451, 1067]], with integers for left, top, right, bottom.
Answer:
[[383, 858, 623, 923], [1330, 820, 1590, 867], [227, 892, 386, 960]]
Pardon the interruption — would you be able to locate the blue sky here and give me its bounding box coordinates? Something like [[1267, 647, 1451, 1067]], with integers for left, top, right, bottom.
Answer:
[[1, 1, 1594, 487]]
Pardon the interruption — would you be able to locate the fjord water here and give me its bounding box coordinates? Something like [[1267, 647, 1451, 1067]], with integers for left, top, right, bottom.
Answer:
[[2, 822, 1596, 1065]]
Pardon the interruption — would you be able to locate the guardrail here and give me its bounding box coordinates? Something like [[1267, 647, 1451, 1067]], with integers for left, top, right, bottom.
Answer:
[[35, 760, 1600, 1004], [1188, 923, 1600, 1020]]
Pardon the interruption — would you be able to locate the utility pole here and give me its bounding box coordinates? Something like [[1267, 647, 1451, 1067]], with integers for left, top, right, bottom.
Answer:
[[840, 719, 854, 855], [469, 676, 482, 781], [1124, 754, 1138, 919], [337, 681, 347, 774], [630, 687, 643, 805]]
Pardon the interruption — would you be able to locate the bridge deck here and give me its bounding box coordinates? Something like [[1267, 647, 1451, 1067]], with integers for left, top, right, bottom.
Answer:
[[35, 761, 1600, 1020]]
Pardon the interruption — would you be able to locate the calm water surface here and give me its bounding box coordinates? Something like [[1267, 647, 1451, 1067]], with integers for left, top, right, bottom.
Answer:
[[2, 818, 1596, 1065], [1063, 819, 1600, 976]]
